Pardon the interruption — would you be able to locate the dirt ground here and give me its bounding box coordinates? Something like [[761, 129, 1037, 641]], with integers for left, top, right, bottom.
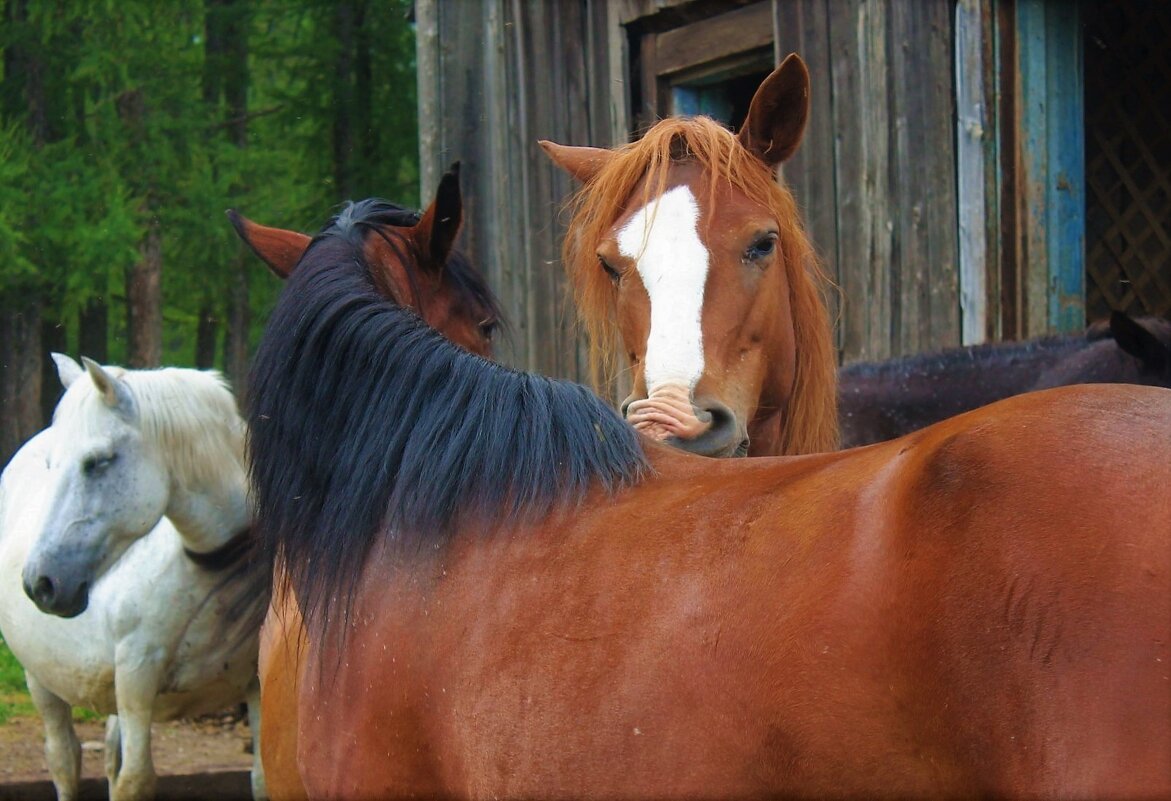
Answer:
[[0, 712, 253, 800]]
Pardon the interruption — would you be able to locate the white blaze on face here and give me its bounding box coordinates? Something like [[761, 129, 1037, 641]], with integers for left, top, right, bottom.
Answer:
[[617, 185, 708, 393]]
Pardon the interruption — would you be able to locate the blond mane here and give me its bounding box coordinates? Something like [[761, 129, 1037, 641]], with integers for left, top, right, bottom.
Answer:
[[56, 366, 247, 492], [562, 116, 839, 454]]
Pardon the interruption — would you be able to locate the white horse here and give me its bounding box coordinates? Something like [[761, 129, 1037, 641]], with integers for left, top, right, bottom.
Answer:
[[0, 355, 266, 801]]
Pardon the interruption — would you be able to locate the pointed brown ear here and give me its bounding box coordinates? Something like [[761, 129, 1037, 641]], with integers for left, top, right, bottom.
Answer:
[[539, 140, 616, 184], [737, 53, 810, 166], [226, 209, 311, 279], [416, 162, 462, 266]]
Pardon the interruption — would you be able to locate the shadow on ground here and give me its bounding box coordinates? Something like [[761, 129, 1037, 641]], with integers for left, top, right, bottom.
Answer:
[[0, 771, 252, 801]]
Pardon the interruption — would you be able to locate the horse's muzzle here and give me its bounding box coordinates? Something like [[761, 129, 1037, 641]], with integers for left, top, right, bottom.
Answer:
[[624, 386, 749, 458], [22, 567, 90, 618]]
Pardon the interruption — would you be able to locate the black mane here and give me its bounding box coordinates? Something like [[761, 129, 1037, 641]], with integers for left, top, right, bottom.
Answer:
[[248, 223, 646, 637]]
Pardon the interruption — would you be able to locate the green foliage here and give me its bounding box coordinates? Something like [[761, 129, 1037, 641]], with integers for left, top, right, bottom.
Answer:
[[0, 0, 420, 371], [0, 123, 37, 285]]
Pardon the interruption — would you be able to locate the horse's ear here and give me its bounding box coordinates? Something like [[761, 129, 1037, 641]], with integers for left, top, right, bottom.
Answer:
[[416, 162, 462, 267], [226, 209, 311, 280], [81, 357, 135, 417], [1110, 311, 1170, 371], [737, 53, 810, 166], [51, 353, 83, 389], [539, 140, 615, 184]]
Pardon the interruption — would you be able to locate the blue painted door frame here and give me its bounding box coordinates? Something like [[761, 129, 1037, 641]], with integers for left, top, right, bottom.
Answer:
[[1016, 0, 1085, 333]]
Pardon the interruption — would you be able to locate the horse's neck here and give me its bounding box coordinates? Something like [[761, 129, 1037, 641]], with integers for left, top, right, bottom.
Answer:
[[747, 411, 782, 457], [164, 467, 251, 553]]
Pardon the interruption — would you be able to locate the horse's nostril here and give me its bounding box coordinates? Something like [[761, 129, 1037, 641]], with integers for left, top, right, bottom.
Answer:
[[32, 575, 55, 606]]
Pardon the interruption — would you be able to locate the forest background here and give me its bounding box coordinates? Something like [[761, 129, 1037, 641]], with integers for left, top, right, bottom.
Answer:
[[0, 0, 419, 467]]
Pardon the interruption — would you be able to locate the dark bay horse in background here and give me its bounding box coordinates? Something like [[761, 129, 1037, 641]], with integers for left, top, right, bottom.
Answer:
[[840, 311, 1171, 447], [541, 53, 838, 457], [229, 165, 502, 801], [247, 90, 1171, 796]]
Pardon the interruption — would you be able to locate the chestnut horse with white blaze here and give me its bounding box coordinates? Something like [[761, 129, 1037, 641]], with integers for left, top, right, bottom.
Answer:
[[229, 165, 502, 801], [541, 53, 837, 457], [247, 146, 1171, 797]]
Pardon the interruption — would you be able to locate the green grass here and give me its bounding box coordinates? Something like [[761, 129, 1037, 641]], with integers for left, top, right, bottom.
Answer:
[[0, 635, 102, 724], [0, 634, 36, 723]]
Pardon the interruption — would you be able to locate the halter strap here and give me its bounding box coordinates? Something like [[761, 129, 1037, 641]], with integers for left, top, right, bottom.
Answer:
[[183, 527, 253, 571]]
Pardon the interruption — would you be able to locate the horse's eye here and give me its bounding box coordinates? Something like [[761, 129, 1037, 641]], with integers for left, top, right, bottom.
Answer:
[[83, 453, 117, 476], [479, 318, 498, 341], [598, 255, 621, 284], [745, 233, 778, 263]]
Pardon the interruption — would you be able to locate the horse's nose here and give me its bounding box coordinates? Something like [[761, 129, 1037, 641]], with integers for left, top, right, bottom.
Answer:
[[22, 568, 90, 618], [668, 398, 749, 458]]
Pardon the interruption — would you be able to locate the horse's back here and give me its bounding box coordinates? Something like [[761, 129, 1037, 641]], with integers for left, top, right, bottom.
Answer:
[[872, 384, 1171, 794], [296, 384, 1171, 798]]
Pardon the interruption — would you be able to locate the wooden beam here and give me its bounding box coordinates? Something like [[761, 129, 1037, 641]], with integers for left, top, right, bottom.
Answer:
[[653, 2, 773, 76]]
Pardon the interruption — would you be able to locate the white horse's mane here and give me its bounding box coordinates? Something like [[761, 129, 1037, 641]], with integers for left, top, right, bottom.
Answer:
[[54, 366, 246, 491]]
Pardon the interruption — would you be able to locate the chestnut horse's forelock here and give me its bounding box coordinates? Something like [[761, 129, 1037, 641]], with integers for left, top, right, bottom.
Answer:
[[562, 116, 839, 455]]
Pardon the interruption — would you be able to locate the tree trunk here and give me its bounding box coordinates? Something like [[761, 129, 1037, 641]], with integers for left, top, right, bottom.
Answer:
[[116, 85, 163, 370], [218, 0, 250, 398], [333, 1, 355, 198], [78, 298, 108, 363], [0, 295, 43, 468], [196, 305, 218, 368], [222, 255, 250, 400], [40, 313, 66, 421], [126, 215, 163, 368], [354, 0, 374, 189]]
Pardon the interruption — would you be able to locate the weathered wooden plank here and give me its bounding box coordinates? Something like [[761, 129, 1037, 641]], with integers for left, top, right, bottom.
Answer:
[[604, 0, 632, 145], [1040, 0, 1085, 332], [995, 0, 1023, 340], [653, 2, 773, 76], [888, 0, 959, 356], [415, 0, 441, 196], [827, 0, 891, 363], [773, 0, 841, 360], [956, 0, 988, 346], [1017, 0, 1085, 336]]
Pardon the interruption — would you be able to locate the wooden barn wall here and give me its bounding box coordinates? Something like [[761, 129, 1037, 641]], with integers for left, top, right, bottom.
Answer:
[[773, 0, 961, 363], [419, 0, 965, 372], [416, 0, 617, 381]]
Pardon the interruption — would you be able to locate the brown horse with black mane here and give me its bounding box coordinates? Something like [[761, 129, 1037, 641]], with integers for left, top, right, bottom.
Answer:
[[229, 166, 502, 801], [541, 54, 837, 457], [247, 95, 1171, 796]]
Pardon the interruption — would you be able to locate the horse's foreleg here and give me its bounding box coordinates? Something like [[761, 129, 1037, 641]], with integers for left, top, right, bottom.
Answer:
[[109, 662, 159, 801], [104, 715, 122, 787], [25, 672, 81, 801], [246, 677, 269, 800]]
